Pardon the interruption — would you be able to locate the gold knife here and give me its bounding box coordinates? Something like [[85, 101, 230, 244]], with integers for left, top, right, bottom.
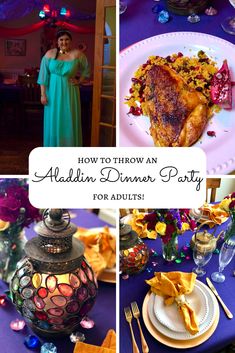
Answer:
[[206, 277, 233, 319]]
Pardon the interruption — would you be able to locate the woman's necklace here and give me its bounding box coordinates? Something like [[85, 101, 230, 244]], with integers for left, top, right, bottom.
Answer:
[[59, 49, 70, 55]]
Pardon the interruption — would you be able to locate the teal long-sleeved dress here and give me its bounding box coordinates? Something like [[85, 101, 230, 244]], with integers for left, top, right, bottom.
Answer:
[[37, 55, 89, 147]]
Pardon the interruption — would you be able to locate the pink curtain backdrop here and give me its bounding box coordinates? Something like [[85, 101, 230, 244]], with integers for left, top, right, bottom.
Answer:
[[0, 21, 45, 37], [57, 21, 95, 34], [0, 21, 94, 37]]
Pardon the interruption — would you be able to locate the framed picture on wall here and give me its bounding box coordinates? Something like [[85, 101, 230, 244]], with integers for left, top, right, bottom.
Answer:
[[5, 39, 26, 56]]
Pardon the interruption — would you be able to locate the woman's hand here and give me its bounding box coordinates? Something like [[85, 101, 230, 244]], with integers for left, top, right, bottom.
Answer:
[[69, 77, 79, 86], [41, 94, 48, 105]]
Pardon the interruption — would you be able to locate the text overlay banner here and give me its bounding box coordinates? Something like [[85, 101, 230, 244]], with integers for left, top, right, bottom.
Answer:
[[29, 147, 206, 208]]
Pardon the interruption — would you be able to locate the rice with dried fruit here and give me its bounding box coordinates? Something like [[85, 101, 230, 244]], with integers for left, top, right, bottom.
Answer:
[[126, 50, 220, 117]]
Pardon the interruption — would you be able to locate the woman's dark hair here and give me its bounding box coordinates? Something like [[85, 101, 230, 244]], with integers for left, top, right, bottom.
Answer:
[[56, 29, 72, 40]]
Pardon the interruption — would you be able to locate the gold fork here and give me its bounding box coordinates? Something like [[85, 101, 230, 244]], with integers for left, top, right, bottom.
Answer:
[[124, 306, 140, 353], [131, 301, 149, 353]]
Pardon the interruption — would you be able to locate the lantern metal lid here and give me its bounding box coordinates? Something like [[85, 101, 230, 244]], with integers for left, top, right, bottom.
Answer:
[[25, 209, 84, 273], [120, 223, 138, 250]]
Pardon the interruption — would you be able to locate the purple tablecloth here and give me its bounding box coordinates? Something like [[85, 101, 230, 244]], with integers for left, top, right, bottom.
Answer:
[[120, 219, 235, 353], [0, 209, 116, 353], [120, 0, 235, 50]]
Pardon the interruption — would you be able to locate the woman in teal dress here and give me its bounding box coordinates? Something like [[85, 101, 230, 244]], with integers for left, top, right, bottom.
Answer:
[[38, 29, 89, 147]]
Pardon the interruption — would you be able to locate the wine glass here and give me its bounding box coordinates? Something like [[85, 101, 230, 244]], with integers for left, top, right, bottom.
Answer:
[[120, 1, 127, 14], [211, 242, 235, 283], [221, 0, 235, 35], [192, 242, 213, 277]]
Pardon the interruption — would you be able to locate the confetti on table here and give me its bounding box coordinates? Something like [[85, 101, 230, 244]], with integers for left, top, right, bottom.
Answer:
[[80, 317, 95, 329], [10, 319, 26, 331], [24, 335, 41, 349], [70, 332, 86, 343], [41, 342, 57, 353]]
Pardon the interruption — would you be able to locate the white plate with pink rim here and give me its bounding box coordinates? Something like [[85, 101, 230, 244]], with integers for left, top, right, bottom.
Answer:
[[119, 32, 235, 175]]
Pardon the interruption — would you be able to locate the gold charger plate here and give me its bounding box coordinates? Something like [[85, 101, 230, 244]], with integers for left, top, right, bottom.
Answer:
[[142, 289, 220, 349]]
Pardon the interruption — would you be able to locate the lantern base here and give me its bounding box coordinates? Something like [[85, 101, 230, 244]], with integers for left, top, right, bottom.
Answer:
[[30, 322, 81, 337]]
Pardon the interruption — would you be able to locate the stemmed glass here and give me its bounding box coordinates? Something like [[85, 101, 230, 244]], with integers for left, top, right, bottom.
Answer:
[[221, 0, 235, 35], [211, 242, 235, 283], [192, 241, 213, 277], [120, 1, 127, 14]]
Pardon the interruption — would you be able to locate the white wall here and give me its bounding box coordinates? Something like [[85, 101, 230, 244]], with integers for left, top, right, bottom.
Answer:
[[215, 178, 235, 201], [98, 209, 116, 227]]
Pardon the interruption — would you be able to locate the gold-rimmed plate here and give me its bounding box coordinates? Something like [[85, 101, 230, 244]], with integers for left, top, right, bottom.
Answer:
[[98, 267, 116, 284], [142, 282, 220, 348]]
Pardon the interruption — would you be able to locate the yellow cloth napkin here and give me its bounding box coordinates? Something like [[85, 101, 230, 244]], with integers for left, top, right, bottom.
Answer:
[[146, 272, 199, 335], [101, 329, 116, 349], [201, 203, 229, 228], [73, 329, 116, 353], [128, 209, 157, 239]]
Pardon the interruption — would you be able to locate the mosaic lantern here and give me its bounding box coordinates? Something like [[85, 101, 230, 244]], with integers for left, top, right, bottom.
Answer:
[[10, 209, 98, 337], [120, 223, 149, 275]]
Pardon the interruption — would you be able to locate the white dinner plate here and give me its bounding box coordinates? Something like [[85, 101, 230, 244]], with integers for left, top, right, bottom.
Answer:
[[147, 279, 217, 340], [119, 32, 235, 175], [153, 283, 208, 333]]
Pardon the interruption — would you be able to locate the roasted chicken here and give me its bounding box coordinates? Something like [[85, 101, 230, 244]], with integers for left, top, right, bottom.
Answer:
[[143, 64, 208, 146]]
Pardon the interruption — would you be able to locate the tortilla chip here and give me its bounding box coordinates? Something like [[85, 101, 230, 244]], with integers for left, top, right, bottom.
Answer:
[[75, 226, 116, 275]]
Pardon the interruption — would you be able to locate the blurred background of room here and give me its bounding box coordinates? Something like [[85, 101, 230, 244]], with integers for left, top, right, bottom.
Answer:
[[0, 0, 116, 174]]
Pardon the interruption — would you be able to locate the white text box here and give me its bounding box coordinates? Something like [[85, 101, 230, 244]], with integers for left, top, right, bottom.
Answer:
[[29, 147, 206, 209]]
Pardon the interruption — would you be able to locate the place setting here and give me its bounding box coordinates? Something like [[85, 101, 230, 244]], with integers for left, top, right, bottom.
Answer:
[[120, 191, 235, 352], [143, 272, 220, 349]]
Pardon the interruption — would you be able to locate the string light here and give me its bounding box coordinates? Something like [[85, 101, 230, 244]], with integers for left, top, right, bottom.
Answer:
[[43, 4, 50, 13], [39, 10, 45, 19], [60, 7, 67, 16], [38, 5, 71, 21], [65, 9, 71, 18]]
